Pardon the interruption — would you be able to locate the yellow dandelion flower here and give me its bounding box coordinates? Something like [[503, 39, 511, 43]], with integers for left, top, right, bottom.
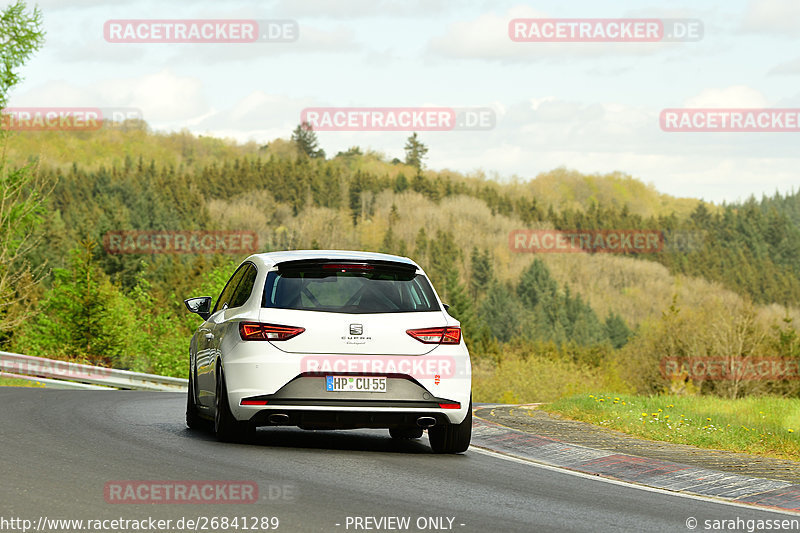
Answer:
[[706, 417, 711, 421], [641, 412, 648, 417], [790, 429, 795, 433]]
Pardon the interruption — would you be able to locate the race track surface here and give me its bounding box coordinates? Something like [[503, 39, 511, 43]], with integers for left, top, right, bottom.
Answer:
[[0, 389, 795, 533]]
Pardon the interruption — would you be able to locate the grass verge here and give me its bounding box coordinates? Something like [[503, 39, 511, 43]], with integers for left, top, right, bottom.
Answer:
[[472, 354, 630, 404], [0, 375, 45, 387], [544, 393, 800, 461]]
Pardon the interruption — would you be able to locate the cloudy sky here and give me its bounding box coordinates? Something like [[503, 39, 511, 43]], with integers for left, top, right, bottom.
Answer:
[[7, 0, 800, 202]]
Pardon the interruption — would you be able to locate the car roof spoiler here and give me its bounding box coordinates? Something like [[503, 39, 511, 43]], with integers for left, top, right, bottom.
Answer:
[[275, 258, 418, 273]]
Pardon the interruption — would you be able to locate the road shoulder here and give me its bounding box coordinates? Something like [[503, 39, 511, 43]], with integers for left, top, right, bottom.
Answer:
[[472, 405, 800, 512]]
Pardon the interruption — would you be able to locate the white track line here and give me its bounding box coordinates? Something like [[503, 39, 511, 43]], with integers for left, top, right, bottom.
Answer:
[[469, 445, 800, 517]]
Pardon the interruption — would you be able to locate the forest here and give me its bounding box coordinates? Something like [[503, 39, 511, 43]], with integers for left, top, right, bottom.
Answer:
[[2, 122, 800, 402]]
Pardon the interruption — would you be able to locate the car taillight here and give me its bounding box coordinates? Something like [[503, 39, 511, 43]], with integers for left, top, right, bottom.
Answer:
[[406, 327, 461, 345], [240, 399, 269, 406], [438, 402, 461, 409], [239, 322, 305, 341]]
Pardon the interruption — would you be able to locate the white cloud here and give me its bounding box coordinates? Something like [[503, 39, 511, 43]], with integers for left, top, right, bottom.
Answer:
[[194, 91, 308, 132], [768, 56, 800, 75], [740, 0, 800, 35], [34, 0, 135, 8], [53, 42, 145, 64], [427, 5, 691, 63], [160, 25, 360, 65], [8, 69, 209, 123], [683, 86, 768, 108], [268, 0, 452, 19], [99, 69, 207, 122]]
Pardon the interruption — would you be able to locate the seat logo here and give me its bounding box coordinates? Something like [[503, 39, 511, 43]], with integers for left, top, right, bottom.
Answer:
[[349, 324, 363, 335]]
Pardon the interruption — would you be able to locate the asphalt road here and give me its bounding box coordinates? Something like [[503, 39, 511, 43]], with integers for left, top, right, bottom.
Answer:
[[0, 389, 795, 533]]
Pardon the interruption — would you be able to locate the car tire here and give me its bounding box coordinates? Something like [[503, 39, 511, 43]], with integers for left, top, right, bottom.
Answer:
[[428, 400, 472, 454], [215, 368, 254, 443], [389, 426, 424, 439], [186, 374, 205, 430]]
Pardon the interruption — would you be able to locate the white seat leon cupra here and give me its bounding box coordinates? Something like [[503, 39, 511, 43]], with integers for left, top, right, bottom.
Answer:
[[184, 250, 472, 453]]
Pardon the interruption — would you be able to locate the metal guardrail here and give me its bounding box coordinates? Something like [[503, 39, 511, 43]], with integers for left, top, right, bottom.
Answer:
[[0, 351, 188, 391]]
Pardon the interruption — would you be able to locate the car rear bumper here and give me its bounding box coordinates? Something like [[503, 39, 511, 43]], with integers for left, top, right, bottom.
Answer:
[[222, 343, 471, 425], [233, 374, 469, 426], [246, 408, 456, 430]]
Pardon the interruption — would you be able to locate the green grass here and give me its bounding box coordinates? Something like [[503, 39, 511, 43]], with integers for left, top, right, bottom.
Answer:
[[544, 394, 800, 461], [0, 375, 45, 387], [472, 354, 630, 404]]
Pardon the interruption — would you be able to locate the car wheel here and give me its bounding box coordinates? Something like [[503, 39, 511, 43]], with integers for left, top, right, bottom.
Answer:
[[186, 374, 205, 430], [389, 426, 424, 439], [214, 368, 254, 443], [428, 400, 472, 454]]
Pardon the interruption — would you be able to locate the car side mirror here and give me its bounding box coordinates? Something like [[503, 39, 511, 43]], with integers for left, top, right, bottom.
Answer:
[[184, 296, 213, 320], [442, 303, 450, 311]]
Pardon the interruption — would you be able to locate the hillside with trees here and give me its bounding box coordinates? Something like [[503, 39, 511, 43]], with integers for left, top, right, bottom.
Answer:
[[3, 122, 800, 401]]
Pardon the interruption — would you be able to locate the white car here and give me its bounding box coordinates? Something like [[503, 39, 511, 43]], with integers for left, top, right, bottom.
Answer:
[[184, 250, 472, 453]]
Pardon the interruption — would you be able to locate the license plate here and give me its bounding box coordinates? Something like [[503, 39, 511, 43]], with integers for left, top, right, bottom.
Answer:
[[326, 376, 387, 393]]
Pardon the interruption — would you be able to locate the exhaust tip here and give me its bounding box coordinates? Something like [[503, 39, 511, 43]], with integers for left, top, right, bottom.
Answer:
[[268, 413, 290, 425], [416, 416, 437, 428]]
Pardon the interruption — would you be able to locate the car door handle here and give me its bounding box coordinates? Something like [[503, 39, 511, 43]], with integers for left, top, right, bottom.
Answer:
[[204, 333, 214, 340]]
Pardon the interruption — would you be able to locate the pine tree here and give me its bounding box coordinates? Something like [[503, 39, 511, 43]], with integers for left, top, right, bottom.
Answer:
[[414, 228, 428, 263], [469, 247, 493, 299], [379, 226, 395, 254], [564, 289, 606, 346], [291, 122, 325, 159], [443, 267, 476, 342], [12, 241, 131, 366], [478, 281, 522, 343], [427, 230, 459, 288], [349, 172, 363, 225], [404, 132, 428, 170], [604, 312, 632, 349], [517, 259, 558, 310], [394, 173, 409, 193]]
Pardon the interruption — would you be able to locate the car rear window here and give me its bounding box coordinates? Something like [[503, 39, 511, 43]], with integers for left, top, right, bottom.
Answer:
[[262, 263, 440, 314]]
